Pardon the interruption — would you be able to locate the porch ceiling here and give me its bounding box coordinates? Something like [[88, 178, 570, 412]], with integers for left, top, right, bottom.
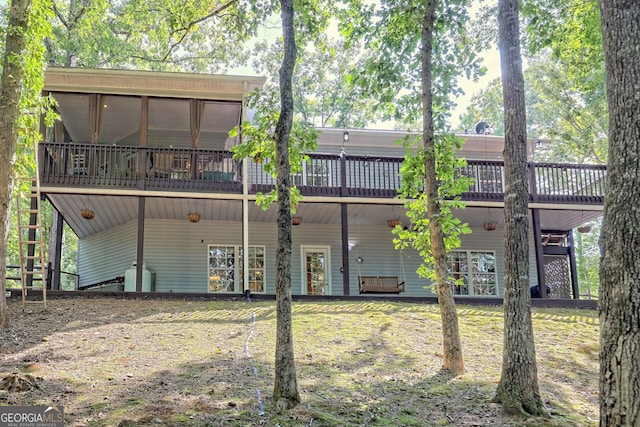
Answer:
[[53, 92, 241, 149], [47, 194, 602, 240]]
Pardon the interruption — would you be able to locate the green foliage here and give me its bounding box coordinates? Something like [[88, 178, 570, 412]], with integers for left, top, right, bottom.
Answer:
[[3, 0, 56, 275], [457, 78, 504, 136], [525, 55, 607, 164], [292, 38, 378, 128], [344, 0, 484, 126], [523, 0, 603, 95], [393, 133, 472, 282], [13, 0, 55, 178], [249, 21, 379, 128], [458, 53, 608, 164], [47, 0, 262, 71], [230, 89, 318, 211]]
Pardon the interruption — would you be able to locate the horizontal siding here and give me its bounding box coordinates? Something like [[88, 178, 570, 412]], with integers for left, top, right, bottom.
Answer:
[[143, 220, 242, 293], [78, 222, 137, 287], [77, 219, 543, 297], [345, 224, 426, 297]]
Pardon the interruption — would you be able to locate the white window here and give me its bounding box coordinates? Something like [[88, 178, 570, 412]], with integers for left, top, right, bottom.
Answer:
[[447, 250, 497, 296], [240, 246, 266, 293], [208, 245, 236, 292], [208, 245, 266, 293]]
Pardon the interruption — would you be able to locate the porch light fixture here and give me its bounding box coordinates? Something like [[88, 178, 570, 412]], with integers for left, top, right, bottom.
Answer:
[[80, 209, 95, 220], [343, 130, 350, 143], [483, 222, 497, 231], [187, 212, 201, 223], [387, 219, 401, 228], [292, 216, 302, 226]]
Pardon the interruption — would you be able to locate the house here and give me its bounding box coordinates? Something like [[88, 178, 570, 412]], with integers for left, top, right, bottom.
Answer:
[[35, 67, 605, 299]]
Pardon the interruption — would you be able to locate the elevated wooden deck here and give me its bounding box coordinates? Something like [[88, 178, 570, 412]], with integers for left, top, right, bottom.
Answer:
[[39, 143, 606, 205]]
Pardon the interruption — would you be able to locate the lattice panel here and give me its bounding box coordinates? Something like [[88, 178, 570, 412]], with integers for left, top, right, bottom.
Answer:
[[544, 255, 571, 299]]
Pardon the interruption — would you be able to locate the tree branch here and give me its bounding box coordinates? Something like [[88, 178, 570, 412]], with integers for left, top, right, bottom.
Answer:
[[162, 0, 238, 62]]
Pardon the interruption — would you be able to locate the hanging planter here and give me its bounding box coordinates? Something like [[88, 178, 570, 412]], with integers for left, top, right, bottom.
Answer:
[[577, 224, 592, 233], [187, 212, 201, 223], [80, 209, 95, 220], [483, 222, 497, 231], [387, 219, 401, 228], [292, 216, 302, 226]]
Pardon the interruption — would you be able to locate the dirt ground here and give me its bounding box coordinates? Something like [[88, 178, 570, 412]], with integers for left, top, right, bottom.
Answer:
[[0, 297, 599, 426]]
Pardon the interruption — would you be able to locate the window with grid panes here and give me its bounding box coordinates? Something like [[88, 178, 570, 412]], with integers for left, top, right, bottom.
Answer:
[[447, 250, 497, 296], [208, 246, 235, 292], [240, 246, 265, 293]]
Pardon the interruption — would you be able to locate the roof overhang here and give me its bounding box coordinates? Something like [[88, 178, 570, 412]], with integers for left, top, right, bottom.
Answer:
[[44, 67, 266, 101]]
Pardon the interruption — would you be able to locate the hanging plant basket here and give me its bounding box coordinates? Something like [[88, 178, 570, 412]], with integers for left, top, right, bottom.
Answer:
[[577, 224, 592, 233], [387, 219, 401, 228], [187, 212, 201, 223], [483, 222, 497, 231], [80, 209, 95, 220], [291, 216, 302, 226]]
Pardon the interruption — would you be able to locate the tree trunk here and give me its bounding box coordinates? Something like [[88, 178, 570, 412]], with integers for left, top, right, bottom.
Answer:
[[598, 0, 640, 425], [272, 0, 300, 410], [491, 0, 547, 417], [421, 0, 464, 374], [0, 0, 33, 328]]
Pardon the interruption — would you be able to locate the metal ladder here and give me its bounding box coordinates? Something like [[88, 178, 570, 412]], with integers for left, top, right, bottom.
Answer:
[[15, 177, 47, 307]]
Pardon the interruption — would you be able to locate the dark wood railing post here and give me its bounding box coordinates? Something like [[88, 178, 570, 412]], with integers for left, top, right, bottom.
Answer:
[[138, 147, 147, 190], [339, 150, 351, 295], [531, 208, 547, 297], [340, 149, 347, 197], [341, 203, 350, 296], [567, 230, 580, 299]]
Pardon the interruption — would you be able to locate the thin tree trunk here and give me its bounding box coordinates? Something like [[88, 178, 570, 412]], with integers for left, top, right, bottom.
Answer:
[[598, 0, 640, 424], [491, 0, 547, 416], [421, 0, 464, 374], [272, 0, 300, 410], [0, 0, 33, 328]]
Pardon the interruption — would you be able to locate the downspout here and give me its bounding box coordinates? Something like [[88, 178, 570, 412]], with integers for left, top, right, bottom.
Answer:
[[242, 81, 250, 295]]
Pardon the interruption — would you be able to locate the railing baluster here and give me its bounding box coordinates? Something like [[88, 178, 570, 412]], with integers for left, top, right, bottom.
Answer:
[[37, 142, 606, 204]]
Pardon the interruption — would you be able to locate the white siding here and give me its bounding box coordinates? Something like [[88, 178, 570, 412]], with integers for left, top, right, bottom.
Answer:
[[77, 218, 542, 297], [78, 222, 137, 287]]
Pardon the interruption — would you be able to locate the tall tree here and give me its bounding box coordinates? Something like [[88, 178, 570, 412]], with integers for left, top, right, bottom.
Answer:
[[272, 0, 300, 410], [346, 0, 481, 374], [418, 0, 464, 374], [598, 0, 640, 424], [0, 0, 51, 327], [490, 0, 547, 416]]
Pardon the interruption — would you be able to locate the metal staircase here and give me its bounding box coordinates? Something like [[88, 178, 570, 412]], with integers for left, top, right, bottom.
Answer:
[[15, 177, 47, 307]]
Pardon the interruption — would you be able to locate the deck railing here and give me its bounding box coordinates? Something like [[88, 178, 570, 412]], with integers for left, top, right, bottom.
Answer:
[[39, 143, 606, 204]]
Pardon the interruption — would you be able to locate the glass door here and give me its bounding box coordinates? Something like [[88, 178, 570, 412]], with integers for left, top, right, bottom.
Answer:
[[302, 246, 330, 295]]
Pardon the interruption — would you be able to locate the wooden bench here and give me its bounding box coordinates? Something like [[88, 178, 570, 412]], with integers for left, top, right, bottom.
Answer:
[[358, 276, 405, 294]]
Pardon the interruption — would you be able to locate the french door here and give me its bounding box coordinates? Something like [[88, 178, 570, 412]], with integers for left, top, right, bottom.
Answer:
[[301, 246, 331, 295]]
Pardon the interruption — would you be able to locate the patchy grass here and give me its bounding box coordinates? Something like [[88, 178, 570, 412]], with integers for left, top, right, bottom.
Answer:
[[0, 298, 599, 426]]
